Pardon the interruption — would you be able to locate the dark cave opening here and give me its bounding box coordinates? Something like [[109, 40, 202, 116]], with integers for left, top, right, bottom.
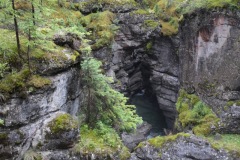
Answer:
[[128, 61, 168, 136], [130, 92, 167, 136]]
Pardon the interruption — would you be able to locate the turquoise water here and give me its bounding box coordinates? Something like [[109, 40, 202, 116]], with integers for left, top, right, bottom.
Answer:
[[130, 93, 167, 136]]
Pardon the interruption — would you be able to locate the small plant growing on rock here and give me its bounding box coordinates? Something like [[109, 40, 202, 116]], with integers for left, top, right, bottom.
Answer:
[[48, 113, 78, 134]]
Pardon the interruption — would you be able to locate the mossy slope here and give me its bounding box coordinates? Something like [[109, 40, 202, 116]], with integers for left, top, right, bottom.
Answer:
[[175, 89, 219, 136], [73, 123, 130, 160]]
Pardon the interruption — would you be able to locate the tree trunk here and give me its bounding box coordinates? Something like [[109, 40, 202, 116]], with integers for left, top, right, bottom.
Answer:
[[11, 0, 22, 60], [32, 0, 36, 26], [27, 29, 31, 72]]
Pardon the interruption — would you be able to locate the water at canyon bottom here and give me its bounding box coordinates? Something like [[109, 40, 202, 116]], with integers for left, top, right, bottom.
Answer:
[[130, 92, 167, 137]]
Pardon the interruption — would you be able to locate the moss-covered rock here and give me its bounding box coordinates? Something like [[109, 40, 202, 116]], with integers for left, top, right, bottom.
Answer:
[[0, 132, 8, 144], [147, 132, 190, 148], [133, 133, 237, 159], [23, 150, 42, 160], [144, 20, 160, 30], [73, 124, 130, 160], [27, 75, 51, 89], [80, 11, 118, 50], [206, 134, 240, 157], [45, 113, 79, 149], [0, 68, 30, 98], [48, 113, 78, 135], [175, 89, 219, 135]]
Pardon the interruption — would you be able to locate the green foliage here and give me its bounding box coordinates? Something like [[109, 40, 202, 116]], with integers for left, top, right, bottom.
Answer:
[[0, 63, 9, 78], [24, 150, 42, 160], [48, 114, 78, 134], [0, 119, 4, 126], [144, 20, 160, 29], [146, 41, 153, 51], [142, 0, 159, 8], [0, 68, 30, 94], [80, 11, 119, 50], [78, 0, 138, 11], [137, 0, 239, 36], [131, 9, 150, 15], [81, 57, 142, 131], [0, 132, 8, 140], [0, 0, 89, 99], [177, 0, 239, 14], [138, 132, 190, 148], [207, 134, 240, 156], [225, 100, 240, 109], [176, 89, 219, 135], [73, 124, 130, 159], [0, 29, 25, 67], [27, 75, 51, 88]]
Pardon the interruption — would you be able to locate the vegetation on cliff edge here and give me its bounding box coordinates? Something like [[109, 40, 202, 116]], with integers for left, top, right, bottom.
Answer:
[[175, 89, 219, 136]]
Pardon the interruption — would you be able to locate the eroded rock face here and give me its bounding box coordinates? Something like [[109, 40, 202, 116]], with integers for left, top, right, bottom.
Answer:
[[0, 68, 82, 159], [94, 11, 180, 129], [179, 9, 240, 103], [121, 122, 151, 151], [132, 134, 236, 160], [221, 104, 240, 133], [178, 9, 240, 133]]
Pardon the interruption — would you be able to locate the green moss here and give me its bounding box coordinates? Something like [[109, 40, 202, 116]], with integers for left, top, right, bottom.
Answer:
[[0, 68, 30, 93], [0, 119, 4, 126], [27, 75, 51, 88], [207, 134, 240, 156], [131, 9, 150, 15], [144, 20, 160, 29], [79, 0, 138, 11], [146, 41, 153, 51], [119, 146, 131, 160], [178, 0, 239, 14], [73, 123, 130, 159], [176, 89, 219, 136], [223, 100, 240, 111], [80, 11, 118, 50], [142, 0, 160, 8], [70, 51, 80, 62], [0, 132, 9, 145], [146, 132, 190, 148], [141, 0, 239, 36], [0, 133, 8, 141], [48, 114, 78, 134]]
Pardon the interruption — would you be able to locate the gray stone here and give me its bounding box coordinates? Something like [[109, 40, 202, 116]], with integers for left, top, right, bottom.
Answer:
[[133, 134, 237, 160], [121, 122, 151, 151]]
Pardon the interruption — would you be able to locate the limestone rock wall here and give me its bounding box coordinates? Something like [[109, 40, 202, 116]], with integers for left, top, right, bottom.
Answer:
[[0, 68, 82, 159], [94, 12, 180, 129], [178, 9, 240, 133]]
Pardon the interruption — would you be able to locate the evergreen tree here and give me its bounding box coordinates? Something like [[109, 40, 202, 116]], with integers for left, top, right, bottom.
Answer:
[[81, 57, 142, 132]]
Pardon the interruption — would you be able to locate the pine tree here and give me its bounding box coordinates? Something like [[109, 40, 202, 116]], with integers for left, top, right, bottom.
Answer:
[[81, 57, 142, 132]]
